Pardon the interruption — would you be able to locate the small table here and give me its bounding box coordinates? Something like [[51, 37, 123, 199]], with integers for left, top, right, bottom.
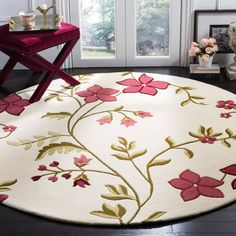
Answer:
[[0, 22, 80, 102]]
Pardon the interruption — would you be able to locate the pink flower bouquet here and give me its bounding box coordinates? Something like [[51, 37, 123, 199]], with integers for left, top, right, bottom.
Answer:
[[189, 38, 218, 61]]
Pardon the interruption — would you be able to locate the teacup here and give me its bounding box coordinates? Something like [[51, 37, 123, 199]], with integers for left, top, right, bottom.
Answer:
[[19, 11, 36, 29]]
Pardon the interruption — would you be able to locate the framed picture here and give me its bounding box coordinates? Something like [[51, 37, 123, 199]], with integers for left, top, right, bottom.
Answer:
[[193, 10, 236, 65], [209, 25, 233, 54]]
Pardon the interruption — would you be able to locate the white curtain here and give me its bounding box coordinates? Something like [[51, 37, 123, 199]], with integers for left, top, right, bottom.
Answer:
[[179, 0, 195, 67]]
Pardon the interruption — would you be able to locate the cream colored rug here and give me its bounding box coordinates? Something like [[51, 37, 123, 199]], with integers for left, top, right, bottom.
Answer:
[[0, 72, 236, 225]]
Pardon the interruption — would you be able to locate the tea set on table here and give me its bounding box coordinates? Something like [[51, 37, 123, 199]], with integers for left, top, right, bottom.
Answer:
[[9, 4, 63, 31]]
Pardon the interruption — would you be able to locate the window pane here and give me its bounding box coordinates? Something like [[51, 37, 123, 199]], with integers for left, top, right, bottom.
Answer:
[[80, 0, 115, 58], [136, 0, 170, 57]]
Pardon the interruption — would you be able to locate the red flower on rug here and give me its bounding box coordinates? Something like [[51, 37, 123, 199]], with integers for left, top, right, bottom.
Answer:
[[97, 116, 113, 125], [2, 125, 17, 132], [216, 100, 236, 110], [169, 169, 224, 201], [31, 175, 41, 181], [117, 74, 169, 96], [121, 117, 137, 127], [48, 176, 58, 183], [199, 135, 217, 144], [49, 161, 59, 167], [220, 164, 236, 190], [220, 113, 232, 119], [0, 94, 30, 116], [73, 178, 90, 188], [136, 111, 153, 118], [76, 85, 119, 103], [0, 194, 8, 203], [74, 155, 92, 167]]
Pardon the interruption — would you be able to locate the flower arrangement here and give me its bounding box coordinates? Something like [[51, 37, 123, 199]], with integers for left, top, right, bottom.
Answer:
[[189, 38, 218, 61]]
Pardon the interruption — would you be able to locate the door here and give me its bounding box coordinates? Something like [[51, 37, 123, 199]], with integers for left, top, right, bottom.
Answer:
[[70, 0, 181, 67]]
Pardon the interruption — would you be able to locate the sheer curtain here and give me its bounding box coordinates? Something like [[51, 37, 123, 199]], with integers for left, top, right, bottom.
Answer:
[[179, 0, 195, 66]]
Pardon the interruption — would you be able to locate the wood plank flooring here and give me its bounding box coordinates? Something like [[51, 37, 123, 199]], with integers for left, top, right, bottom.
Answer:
[[0, 67, 236, 236]]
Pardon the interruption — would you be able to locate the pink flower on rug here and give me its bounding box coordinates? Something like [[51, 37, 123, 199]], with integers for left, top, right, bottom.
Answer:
[[136, 111, 153, 118], [31, 176, 42, 181], [220, 164, 236, 176], [220, 164, 236, 190], [76, 85, 119, 103], [0, 94, 30, 116], [49, 161, 59, 167], [121, 117, 137, 127], [74, 155, 92, 167], [199, 135, 217, 144], [0, 194, 8, 203], [169, 169, 224, 201], [2, 125, 17, 132], [117, 74, 169, 96], [97, 116, 113, 125], [62, 173, 71, 179], [216, 100, 236, 110], [48, 176, 58, 183], [73, 178, 90, 188], [220, 113, 232, 119], [38, 165, 47, 171]]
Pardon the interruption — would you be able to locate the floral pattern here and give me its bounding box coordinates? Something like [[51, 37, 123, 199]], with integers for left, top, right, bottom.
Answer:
[[0, 72, 236, 225], [117, 74, 169, 96], [216, 100, 236, 119], [76, 85, 119, 103], [0, 179, 17, 203], [0, 94, 30, 116], [169, 169, 224, 201]]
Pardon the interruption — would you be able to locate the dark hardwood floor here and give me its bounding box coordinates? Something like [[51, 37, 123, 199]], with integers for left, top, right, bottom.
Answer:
[[0, 67, 236, 236]]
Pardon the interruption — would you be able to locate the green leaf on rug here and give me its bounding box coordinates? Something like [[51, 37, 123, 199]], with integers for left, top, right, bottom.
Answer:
[[113, 106, 124, 111], [184, 149, 194, 159], [118, 137, 128, 146], [225, 128, 234, 137], [191, 96, 205, 100], [111, 137, 147, 161], [221, 139, 231, 148], [36, 142, 84, 160], [41, 112, 72, 120], [111, 154, 129, 160], [181, 86, 195, 90], [181, 99, 191, 107], [142, 211, 166, 223], [0, 179, 17, 187], [130, 149, 147, 159], [101, 185, 135, 201], [91, 203, 126, 221], [7, 141, 20, 146], [0, 188, 11, 192], [128, 141, 136, 150], [122, 71, 131, 76], [111, 144, 126, 152], [149, 159, 171, 168], [165, 136, 175, 147], [44, 93, 64, 102], [175, 88, 183, 94]]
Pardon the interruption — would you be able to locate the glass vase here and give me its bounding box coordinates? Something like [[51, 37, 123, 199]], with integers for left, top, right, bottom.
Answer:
[[198, 55, 213, 67]]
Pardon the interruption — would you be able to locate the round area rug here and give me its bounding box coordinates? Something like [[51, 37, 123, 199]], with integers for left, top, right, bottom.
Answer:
[[0, 72, 236, 225]]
